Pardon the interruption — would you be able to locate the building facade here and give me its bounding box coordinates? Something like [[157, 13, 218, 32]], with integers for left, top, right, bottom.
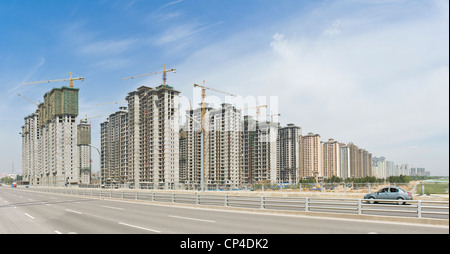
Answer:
[[277, 124, 301, 184], [126, 85, 180, 189], [299, 132, 321, 179], [242, 116, 278, 185], [100, 107, 129, 187], [183, 103, 242, 189], [77, 119, 91, 185], [21, 86, 89, 187], [321, 138, 340, 178]]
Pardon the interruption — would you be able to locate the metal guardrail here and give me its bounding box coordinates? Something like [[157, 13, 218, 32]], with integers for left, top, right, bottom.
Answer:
[[27, 187, 449, 220]]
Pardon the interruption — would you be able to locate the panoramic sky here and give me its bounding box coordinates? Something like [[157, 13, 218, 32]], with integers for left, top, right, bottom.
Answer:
[[0, 0, 448, 176]]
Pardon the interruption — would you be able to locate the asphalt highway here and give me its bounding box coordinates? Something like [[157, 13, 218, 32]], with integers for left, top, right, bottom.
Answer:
[[0, 187, 447, 234]]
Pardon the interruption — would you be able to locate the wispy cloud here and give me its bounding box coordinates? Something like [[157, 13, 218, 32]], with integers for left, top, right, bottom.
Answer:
[[6, 57, 46, 97], [153, 21, 223, 46], [173, 0, 448, 173]]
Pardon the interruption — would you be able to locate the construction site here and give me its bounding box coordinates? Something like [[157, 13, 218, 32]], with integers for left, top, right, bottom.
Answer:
[[21, 65, 379, 191]]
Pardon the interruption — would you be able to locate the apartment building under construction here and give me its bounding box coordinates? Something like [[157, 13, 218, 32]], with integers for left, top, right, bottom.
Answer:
[[277, 124, 301, 184], [242, 116, 278, 185], [182, 103, 242, 189], [100, 107, 128, 187], [126, 85, 180, 189], [21, 86, 89, 187]]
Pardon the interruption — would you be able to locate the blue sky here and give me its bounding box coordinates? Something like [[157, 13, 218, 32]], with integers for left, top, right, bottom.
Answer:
[[0, 0, 448, 176]]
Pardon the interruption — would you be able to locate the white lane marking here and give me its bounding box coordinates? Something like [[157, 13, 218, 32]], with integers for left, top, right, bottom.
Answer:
[[118, 222, 161, 233], [169, 215, 216, 223], [65, 209, 83, 215], [24, 213, 35, 219], [54, 231, 63, 234], [102, 205, 125, 211]]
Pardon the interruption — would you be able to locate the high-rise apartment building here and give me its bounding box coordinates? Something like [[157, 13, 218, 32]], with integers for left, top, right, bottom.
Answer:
[[299, 132, 321, 179], [321, 138, 340, 178], [348, 142, 372, 178], [183, 103, 242, 189], [22, 111, 40, 186], [277, 124, 301, 184], [100, 107, 129, 187], [126, 85, 180, 189], [21, 86, 87, 187], [372, 156, 387, 178], [78, 119, 91, 185], [339, 143, 350, 178], [242, 116, 278, 185]]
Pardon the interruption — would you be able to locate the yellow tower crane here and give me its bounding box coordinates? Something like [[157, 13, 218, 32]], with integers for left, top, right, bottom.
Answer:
[[193, 80, 237, 131], [22, 72, 84, 88], [193, 80, 237, 192], [240, 102, 268, 122], [268, 111, 281, 123], [121, 64, 176, 87]]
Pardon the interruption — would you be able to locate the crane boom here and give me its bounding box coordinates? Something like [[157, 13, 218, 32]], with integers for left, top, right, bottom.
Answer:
[[21, 72, 84, 88], [121, 64, 176, 87], [240, 102, 268, 122], [202, 86, 237, 97], [17, 93, 39, 106]]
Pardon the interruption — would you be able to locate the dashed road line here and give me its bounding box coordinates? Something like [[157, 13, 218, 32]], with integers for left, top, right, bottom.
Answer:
[[24, 213, 35, 219], [65, 209, 83, 215], [169, 215, 216, 223], [102, 205, 125, 210], [118, 222, 161, 233]]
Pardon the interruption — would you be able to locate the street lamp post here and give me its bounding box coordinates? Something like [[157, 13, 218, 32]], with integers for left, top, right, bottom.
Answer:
[[88, 144, 102, 188]]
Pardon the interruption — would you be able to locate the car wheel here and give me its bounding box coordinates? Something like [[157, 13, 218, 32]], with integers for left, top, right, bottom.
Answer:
[[368, 197, 376, 204], [397, 197, 405, 205]]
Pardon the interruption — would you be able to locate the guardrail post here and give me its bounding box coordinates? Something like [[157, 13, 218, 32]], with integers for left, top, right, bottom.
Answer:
[[305, 197, 309, 212], [224, 195, 228, 207], [260, 196, 265, 209], [196, 193, 200, 205], [136, 192, 138, 200], [172, 193, 175, 203], [152, 192, 155, 202], [417, 200, 422, 218], [357, 199, 362, 215]]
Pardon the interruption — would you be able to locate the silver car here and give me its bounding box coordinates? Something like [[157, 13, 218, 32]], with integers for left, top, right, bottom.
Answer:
[[364, 186, 413, 205]]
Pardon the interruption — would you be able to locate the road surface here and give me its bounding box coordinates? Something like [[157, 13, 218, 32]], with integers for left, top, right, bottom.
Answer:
[[0, 187, 447, 234]]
